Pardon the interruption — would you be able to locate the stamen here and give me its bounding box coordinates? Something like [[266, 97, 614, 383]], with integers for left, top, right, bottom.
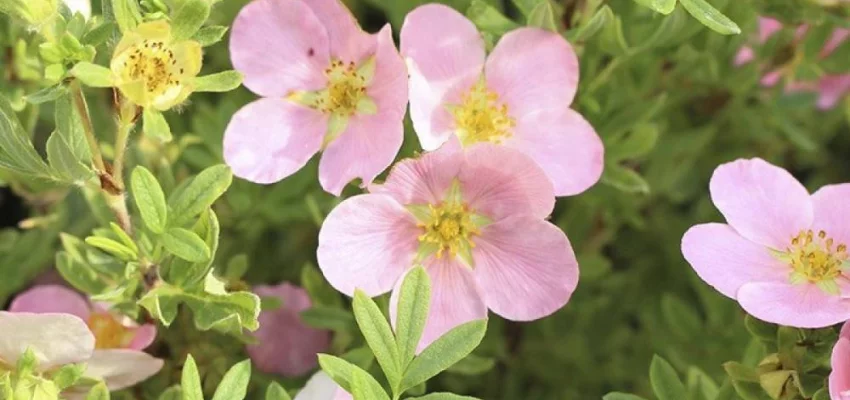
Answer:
[[784, 229, 849, 293], [119, 39, 182, 99], [88, 312, 132, 349], [450, 80, 516, 146], [417, 202, 480, 259]]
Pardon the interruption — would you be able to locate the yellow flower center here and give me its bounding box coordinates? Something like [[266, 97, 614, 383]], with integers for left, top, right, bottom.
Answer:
[[118, 39, 182, 99], [322, 60, 368, 116], [417, 202, 480, 259], [451, 81, 516, 146], [783, 229, 849, 293], [87, 312, 132, 349]]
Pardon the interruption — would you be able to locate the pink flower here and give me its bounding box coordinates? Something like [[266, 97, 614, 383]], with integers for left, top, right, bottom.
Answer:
[[681, 158, 850, 328], [8, 286, 162, 391], [224, 0, 408, 195], [317, 142, 578, 349], [736, 17, 850, 109], [399, 4, 603, 197], [247, 283, 331, 377], [831, 322, 850, 400], [295, 372, 352, 400]]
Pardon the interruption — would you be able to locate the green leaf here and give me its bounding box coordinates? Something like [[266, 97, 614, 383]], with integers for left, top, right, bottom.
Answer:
[[265, 382, 291, 400], [744, 315, 777, 345], [660, 294, 702, 339], [650, 355, 688, 400], [607, 124, 660, 161], [0, 95, 54, 180], [526, 1, 558, 32], [350, 368, 390, 400], [466, 0, 519, 36], [194, 71, 243, 92], [598, 14, 629, 55], [602, 394, 649, 400], [192, 25, 229, 47], [302, 263, 342, 308], [632, 0, 677, 15], [408, 394, 481, 400], [166, 209, 220, 286], [143, 108, 172, 143], [601, 164, 650, 193], [181, 354, 203, 400], [46, 130, 93, 183], [211, 360, 251, 400], [679, 0, 741, 35], [168, 164, 233, 226], [352, 290, 401, 389], [84, 382, 109, 400], [395, 266, 431, 367], [139, 282, 260, 333], [55, 94, 91, 162], [131, 167, 168, 234], [111, 0, 141, 32], [318, 354, 360, 392], [170, 0, 211, 41], [158, 386, 183, 400], [566, 5, 613, 43], [82, 22, 117, 46], [162, 227, 210, 262], [446, 354, 496, 376], [56, 250, 108, 294], [400, 319, 488, 393], [85, 236, 138, 261], [25, 85, 67, 104], [51, 363, 85, 390], [71, 62, 114, 87]]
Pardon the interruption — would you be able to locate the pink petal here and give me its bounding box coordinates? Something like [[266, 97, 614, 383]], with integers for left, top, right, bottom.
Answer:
[[370, 140, 464, 205], [811, 184, 850, 249], [821, 28, 850, 58], [831, 333, 850, 400], [761, 69, 783, 87], [734, 47, 755, 66], [317, 194, 420, 296], [737, 281, 850, 328], [508, 108, 603, 196], [816, 75, 850, 110], [472, 216, 577, 321], [318, 26, 407, 196], [295, 372, 353, 400], [84, 349, 163, 391], [709, 158, 813, 250], [459, 144, 555, 221], [390, 257, 488, 352], [8, 285, 90, 320], [230, 0, 329, 97], [303, 0, 373, 64], [681, 223, 788, 299], [400, 4, 485, 151], [126, 324, 156, 350], [0, 312, 94, 371], [758, 17, 783, 43], [224, 98, 325, 185], [247, 283, 330, 377], [485, 28, 579, 119]]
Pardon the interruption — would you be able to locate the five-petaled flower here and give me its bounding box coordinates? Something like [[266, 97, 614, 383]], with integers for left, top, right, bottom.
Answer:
[[8, 285, 163, 391], [399, 4, 603, 197], [682, 158, 850, 328], [110, 20, 203, 110], [247, 283, 331, 377], [831, 322, 850, 400], [318, 142, 579, 349], [0, 311, 162, 394], [224, 0, 408, 195]]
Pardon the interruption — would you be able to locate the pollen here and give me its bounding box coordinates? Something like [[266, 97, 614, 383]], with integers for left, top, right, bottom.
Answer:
[[451, 81, 516, 146], [88, 312, 132, 349], [784, 229, 849, 290], [118, 40, 182, 99], [418, 202, 480, 259]]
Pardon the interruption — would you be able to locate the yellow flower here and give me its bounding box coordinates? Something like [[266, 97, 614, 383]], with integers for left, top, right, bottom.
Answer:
[[110, 20, 202, 111]]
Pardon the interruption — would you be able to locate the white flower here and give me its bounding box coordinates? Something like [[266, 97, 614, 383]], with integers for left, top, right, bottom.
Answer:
[[62, 0, 90, 19], [295, 372, 351, 400]]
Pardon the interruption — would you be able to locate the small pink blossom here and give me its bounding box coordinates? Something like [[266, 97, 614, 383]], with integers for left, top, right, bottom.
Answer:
[[247, 283, 331, 377], [399, 4, 603, 197], [318, 142, 578, 349], [681, 158, 850, 328], [224, 0, 408, 195], [831, 322, 850, 400], [736, 17, 850, 109], [9, 285, 162, 391]]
